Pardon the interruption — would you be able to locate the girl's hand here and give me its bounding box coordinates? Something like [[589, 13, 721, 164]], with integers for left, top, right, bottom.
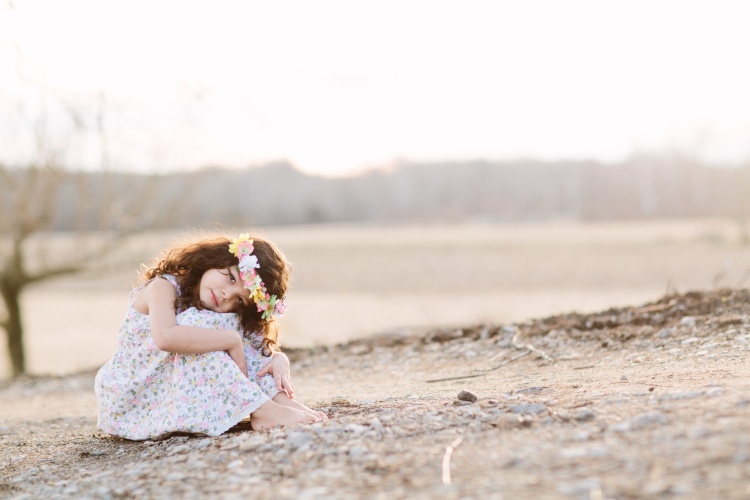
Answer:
[[227, 341, 248, 377], [257, 352, 294, 399]]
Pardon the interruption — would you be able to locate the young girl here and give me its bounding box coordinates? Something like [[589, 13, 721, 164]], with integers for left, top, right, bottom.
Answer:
[[95, 233, 326, 440]]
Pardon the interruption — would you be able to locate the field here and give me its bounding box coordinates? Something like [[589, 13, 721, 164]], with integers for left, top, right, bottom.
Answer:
[[1, 217, 749, 378]]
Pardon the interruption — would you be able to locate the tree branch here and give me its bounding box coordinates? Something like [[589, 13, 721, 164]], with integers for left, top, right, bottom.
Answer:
[[26, 264, 86, 285]]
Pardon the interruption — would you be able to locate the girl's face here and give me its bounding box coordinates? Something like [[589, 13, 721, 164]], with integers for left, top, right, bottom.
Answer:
[[198, 267, 250, 313]]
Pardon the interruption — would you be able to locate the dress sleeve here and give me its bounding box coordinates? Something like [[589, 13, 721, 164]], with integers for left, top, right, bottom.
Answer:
[[159, 274, 181, 294]]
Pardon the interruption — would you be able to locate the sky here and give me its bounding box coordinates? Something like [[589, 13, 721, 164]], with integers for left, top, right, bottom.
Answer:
[[1, 1, 750, 176]]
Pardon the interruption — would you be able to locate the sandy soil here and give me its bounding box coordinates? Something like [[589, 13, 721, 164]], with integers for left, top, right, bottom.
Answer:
[[2, 288, 749, 498]]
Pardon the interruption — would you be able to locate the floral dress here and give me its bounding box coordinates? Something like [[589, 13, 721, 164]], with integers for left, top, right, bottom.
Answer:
[[95, 275, 279, 440]]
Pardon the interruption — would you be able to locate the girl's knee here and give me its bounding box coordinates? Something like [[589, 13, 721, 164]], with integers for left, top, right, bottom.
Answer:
[[176, 307, 241, 331]]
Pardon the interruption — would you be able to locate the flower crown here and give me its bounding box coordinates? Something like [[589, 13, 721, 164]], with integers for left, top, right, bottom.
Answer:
[[228, 234, 287, 321]]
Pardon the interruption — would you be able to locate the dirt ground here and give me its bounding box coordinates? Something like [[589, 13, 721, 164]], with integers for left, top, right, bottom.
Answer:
[[1, 288, 750, 499]]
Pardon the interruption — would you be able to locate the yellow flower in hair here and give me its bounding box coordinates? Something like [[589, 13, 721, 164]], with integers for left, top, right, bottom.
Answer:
[[228, 233, 252, 257], [250, 286, 266, 304]]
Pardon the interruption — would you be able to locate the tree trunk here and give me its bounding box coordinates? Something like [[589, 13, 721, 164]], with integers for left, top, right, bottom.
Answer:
[[1, 282, 25, 377]]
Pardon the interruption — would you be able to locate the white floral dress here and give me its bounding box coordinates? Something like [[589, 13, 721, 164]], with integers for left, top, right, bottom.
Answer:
[[95, 275, 279, 440]]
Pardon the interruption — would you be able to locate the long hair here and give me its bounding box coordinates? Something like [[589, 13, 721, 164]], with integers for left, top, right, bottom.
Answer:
[[141, 235, 290, 354]]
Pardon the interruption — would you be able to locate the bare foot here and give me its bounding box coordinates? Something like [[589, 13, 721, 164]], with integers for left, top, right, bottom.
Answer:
[[273, 392, 329, 421], [249, 400, 319, 431]]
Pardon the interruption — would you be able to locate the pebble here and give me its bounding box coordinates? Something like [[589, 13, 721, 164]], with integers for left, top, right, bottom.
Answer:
[[168, 444, 191, 455], [368, 417, 385, 434], [345, 423, 369, 436], [331, 396, 351, 406], [239, 435, 266, 451], [515, 386, 545, 395], [559, 445, 609, 459], [348, 445, 370, 459], [457, 390, 478, 402], [680, 316, 696, 327], [574, 409, 596, 422], [658, 391, 704, 401], [610, 412, 668, 432], [194, 438, 213, 450], [657, 328, 673, 338], [510, 403, 547, 415], [286, 431, 315, 448]]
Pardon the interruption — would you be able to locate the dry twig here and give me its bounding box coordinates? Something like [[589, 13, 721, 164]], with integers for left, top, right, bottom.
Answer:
[[441, 436, 463, 486], [425, 351, 530, 383]]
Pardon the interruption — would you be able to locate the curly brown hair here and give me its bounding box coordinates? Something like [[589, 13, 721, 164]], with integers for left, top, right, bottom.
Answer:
[[141, 235, 290, 354]]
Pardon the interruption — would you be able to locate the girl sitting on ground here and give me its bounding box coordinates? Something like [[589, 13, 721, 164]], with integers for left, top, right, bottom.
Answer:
[[95, 233, 326, 440]]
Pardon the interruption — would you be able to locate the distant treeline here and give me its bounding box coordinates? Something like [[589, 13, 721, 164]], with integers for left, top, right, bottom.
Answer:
[[42, 156, 750, 230]]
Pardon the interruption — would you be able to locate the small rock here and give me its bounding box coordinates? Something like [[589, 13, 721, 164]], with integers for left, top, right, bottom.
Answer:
[[510, 402, 546, 415], [610, 412, 667, 432], [554, 410, 572, 421], [680, 316, 696, 327], [219, 440, 239, 451], [657, 328, 673, 338], [348, 445, 370, 460], [557, 479, 602, 496], [194, 438, 212, 450], [345, 423, 369, 436], [239, 435, 266, 451], [286, 431, 314, 448], [169, 444, 191, 454], [658, 391, 703, 401], [489, 413, 531, 428], [457, 390, 478, 403], [516, 386, 545, 395], [368, 417, 385, 434], [559, 445, 608, 459], [574, 409, 596, 422], [620, 375, 628, 381]]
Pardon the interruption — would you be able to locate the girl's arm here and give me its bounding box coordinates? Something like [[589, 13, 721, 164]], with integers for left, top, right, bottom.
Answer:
[[143, 278, 244, 359]]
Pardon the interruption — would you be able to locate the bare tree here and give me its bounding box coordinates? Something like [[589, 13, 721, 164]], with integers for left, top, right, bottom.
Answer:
[[0, 162, 180, 376], [0, 97, 177, 377], [1, 163, 67, 375]]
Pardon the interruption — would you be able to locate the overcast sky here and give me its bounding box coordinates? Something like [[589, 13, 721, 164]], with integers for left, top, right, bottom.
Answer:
[[1, 1, 749, 176]]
